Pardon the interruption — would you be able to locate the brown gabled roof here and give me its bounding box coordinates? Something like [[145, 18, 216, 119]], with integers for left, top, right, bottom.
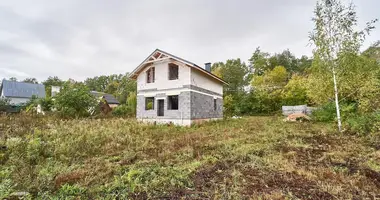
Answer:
[[129, 49, 227, 84]]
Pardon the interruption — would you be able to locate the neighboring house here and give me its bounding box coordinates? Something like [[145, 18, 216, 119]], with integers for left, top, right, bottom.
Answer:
[[90, 91, 120, 113], [0, 80, 46, 105], [129, 49, 227, 126]]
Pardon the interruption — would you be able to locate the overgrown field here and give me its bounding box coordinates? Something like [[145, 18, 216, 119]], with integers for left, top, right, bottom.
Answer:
[[1, 115, 380, 199]]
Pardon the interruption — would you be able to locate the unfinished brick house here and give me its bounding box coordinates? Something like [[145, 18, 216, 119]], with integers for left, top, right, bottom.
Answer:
[[129, 49, 226, 126]]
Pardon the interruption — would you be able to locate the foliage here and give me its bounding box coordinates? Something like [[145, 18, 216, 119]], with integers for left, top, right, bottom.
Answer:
[[126, 92, 137, 115], [211, 59, 249, 96], [246, 66, 303, 115], [112, 105, 132, 117], [223, 94, 235, 117], [23, 78, 38, 84], [56, 184, 87, 198], [345, 111, 380, 135], [0, 168, 13, 199], [281, 75, 308, 105], [84, 73, 136, 104], [249, 47, 312, 75], [24, 95, 39, 112], [39, 97, 54, 112], [54, 82, 97, 118], [363, 41, 380, 62], [0, 97, 10, 112], [1, 115, 380, 199], [309, 0, 377, 131], [43, 76, 64, 97], [252, 66, 288, 88], [312, 102, 337, 122]]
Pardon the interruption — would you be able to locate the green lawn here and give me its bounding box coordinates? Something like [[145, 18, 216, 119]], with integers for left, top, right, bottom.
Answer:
[[1, 115, 379, 199]]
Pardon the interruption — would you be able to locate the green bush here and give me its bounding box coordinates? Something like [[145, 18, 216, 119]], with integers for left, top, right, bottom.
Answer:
[[345, 112, 380, 135], [112, 105, 132, 117], [0, 98, 10, 112], [54, 83, 97, 118], [127, 92, 137, 115], [39, 97, 54, 112], [312, 102, 357, 122]]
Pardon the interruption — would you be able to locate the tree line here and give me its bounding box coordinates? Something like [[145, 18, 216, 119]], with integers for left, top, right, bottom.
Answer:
[[1, 0, 379, 133]]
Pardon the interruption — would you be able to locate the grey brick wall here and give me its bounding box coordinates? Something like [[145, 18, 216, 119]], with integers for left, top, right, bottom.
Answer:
[[137, 92, 191, 119], [190, 92, 223, 119]]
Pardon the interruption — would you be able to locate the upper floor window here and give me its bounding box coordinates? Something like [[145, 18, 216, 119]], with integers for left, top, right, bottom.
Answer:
[[146, 67, 155, 83], [168, 63, 179, 80]]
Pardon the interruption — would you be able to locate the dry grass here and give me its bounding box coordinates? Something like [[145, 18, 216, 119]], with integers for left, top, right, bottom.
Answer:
[[1, 114, 380, 199]]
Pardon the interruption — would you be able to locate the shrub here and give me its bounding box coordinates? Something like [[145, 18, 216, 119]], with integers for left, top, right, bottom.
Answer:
[[112, 105, 132, 117], [54, 83, 97, 118], [127, 92, 137, 115], [223, 94, 235, 117], [281, 75, 308, 105], [39, 97, 54, 112], [345, 112, 380, 135], [312, 101, 357, 122], [0, 97, 10, 112]]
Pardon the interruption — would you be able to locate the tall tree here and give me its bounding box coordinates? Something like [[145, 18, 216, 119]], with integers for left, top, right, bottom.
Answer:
[[212, 59, 249, 96], [9, 77, 17, 81], [23, 78, 38, 84], [249, 47, 270, 75], [309, 0, 377, 131], [363, 41, 380, 62], [43, 76, 64, 97], [249, 47, 312, 75]]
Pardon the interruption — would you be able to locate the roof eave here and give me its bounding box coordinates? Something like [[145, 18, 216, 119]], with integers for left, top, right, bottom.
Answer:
[[129, 49, 229, 85]]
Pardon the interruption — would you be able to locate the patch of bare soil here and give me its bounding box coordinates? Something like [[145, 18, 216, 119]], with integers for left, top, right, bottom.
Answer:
[[54, 171, 86, 189], [187, 160, 332, 199], [277, 134, 380, 198], [241, 169, 333, 199], [276, 144, 327, 167]]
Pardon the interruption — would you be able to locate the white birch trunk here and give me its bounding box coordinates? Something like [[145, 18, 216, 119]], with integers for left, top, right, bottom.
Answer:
[[332, 67, 342, 132]]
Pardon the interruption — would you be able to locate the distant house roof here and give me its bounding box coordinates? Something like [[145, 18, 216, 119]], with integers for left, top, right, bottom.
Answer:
[[0, 80, 46, 98], [90, 91, 120, 104], [129, 49, 227, 84]]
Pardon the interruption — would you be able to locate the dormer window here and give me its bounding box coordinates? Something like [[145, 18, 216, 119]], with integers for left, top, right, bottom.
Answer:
[[168, 63, 179, 80], [146, 67, 155, 83]]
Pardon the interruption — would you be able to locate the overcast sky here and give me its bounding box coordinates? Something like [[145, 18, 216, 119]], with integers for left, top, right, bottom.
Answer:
[[0, 0, 378, 81]]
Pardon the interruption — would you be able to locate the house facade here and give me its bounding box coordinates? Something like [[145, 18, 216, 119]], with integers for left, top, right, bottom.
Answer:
[[130, 49, 226, 126], [0, 80, 46, 105]]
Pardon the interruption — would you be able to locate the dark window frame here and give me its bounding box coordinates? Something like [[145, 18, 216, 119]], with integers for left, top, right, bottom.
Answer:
[[214, 98, 217, 111], [146, 67, 155, 83], [145, 97, 155, 110], [168, 63, 179, 80], [167, 95, 179, 110]]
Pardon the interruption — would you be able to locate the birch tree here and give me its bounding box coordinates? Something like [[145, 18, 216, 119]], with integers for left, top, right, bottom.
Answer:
[[309, 0, 377, 131]]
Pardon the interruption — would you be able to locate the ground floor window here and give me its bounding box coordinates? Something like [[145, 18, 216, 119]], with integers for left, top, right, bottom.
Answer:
[[167, 95, 179, 110], [145, 97, 154, 110], [214, 98, 217, 111]]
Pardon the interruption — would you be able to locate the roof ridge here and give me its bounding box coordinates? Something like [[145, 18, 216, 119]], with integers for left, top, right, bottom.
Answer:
[[130, 49, 227, 84]]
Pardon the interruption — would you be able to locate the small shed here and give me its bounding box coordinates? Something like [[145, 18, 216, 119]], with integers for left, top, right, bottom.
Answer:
[[90, 91, 120, 113]]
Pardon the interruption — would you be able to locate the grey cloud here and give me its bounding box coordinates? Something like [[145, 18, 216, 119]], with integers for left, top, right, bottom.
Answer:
[[0, 0, 378, 81]]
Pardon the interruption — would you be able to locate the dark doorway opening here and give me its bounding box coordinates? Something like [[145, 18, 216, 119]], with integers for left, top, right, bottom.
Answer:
[[157, 99, 164, 116]]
